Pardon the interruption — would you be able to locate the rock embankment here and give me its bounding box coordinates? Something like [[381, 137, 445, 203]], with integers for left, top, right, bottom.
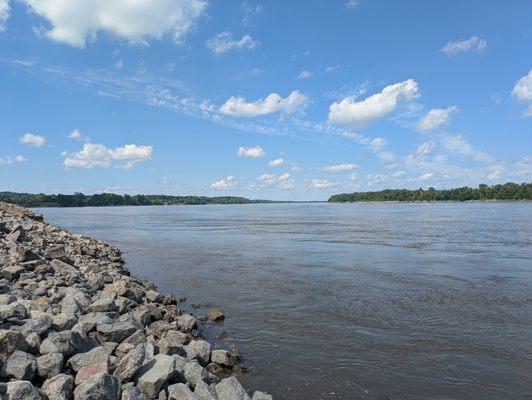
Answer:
[[0, 202, 271, 400]]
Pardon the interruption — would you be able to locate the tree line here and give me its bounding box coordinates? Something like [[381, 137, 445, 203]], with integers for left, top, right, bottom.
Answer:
[[328, 182, 532, 202], [0, 192, 251, 207]]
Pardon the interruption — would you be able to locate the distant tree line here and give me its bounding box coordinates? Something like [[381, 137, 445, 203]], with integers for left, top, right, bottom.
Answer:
[[0, 192, 251, 207], [328, 182, 532, 203]]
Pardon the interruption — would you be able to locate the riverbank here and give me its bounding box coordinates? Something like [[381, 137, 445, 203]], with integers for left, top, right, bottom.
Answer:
[[0, 202, 271, 399]]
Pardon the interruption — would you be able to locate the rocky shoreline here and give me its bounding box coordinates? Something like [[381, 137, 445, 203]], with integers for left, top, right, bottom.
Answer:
[[0, 202, 272, 400]]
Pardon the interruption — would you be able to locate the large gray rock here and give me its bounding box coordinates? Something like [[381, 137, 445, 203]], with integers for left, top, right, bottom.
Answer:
[[215, 377, 250, 400], [20, 314, 53, 336], [60, 294, 85, 316], [36, 352, 64, 378], [184, 341, 210, 366], [210, 350, 237, 368], [122, 386, 149, 400], [176, 315, 196, 333], [51, 259, 80, 278], [0, 329, 25, 356], [3, 350, 37, 380], [87, 293, 117, 313], [158, 331, 187, 355], [116, 330, 146, 357], [167, 383, 198, 400], [135, 354, 176, 399], [42, 373, 74, 400], [74, 372, 121, 400], [97, 321, 137, 343], [68, 346, 110, 372], [183, 361, 217, 389], [0, 265, 25, 281], [6, 380, 46, 400], [44, 245, 66, 260], [194, 381, 218, 400], [0, 301, 28, 321], [6, 225, 25, 242], [39, 330, 83, 356], [52, 313, 78, 330], [114, 343, 147, 382]]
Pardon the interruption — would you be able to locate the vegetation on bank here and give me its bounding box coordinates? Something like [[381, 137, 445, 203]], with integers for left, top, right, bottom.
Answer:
[[328, 182, 532, 203], [0, 192, 251, 207]]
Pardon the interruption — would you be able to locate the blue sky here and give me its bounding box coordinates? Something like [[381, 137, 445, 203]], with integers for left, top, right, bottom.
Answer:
[[0, 0, 531, 200]]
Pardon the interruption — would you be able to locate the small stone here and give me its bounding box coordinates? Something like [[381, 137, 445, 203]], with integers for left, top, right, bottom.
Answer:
[[215, 377, 250, 400], [73, 372, 121, 400], [3, 350, 37, 380], [0, 265, 25, 281], [36, 352, 64, 378], [42, 373, 74, 400], [207, 310, 225, 322], [76, 362, 109, 385]]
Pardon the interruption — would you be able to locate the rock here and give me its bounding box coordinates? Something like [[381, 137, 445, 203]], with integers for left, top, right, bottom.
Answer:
[[87, 294, 117, 313], [76, 362, 109, 385], [194, 381, 218, 400], [251, 392, 272, 400], [0, 301, 28, 320], [0, 329, 25, 356], [76, 312, 113, 334], [15, 247, 40, 262], [148, 320, 174, 339], [122, 386, 150, 400], [210, 350, 237, 368], [184, 340, 211, 366], [40, 330, 84, 356], [20, 314, 53, 336], [167, 383, 198, 400], [60, 294, 85, 316], [207, 310, 225, 322], [51, 259, 80, 277], [23, 332, 41, 354], [146, 290, 161, 303], [3, 350, 37, 380], [52, 313, 78, 330], [97, 321, 137, 343], [6, 225, 25, 242], [6, 380, 46, 400], [183, 361, 217, 388], [44, 245, 66, 259], [73, 372, 121, 400], [0, 265, 25, 281], [68, 346, 110, 372], [135, 354, 176, 399], [42, 374, 74, 400], [116, 330, 146, 357], [176, 315, 196, 333], [114, 343, 147, 382], [158, 331, 187, 355], [215, 377, 250, 400], [36, 352, 64, 378]]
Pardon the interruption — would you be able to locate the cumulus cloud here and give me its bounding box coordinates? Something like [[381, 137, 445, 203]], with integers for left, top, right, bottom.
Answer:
[[267, 158, 284, 167], [310, 179, 336, 189], [298, 70, 312, 79], [278, 172, 290, 181], [416, 106, 458, 131], [345, 0, 359, 8], [220, 90, 309, 117], [20, 0, 207, 47], [0, 0, 9, 32], [257, 172, 293, 189], [205, 31, 259, 54], [63, 143, 153, 169], [210, 175, 237, 190], [418, 172, 434, 181], [237, 145, 265, 158], [441, 134, 494, 163], [0, 155, 28, 165], [20, 133, 46, 147], [319, 163, 359, 172], [416, 142, 435, 155], [68, 129, 91, 142], [512, 69, 532, 117], [328, 79, 419, 128], [441, 36, 487, 55]]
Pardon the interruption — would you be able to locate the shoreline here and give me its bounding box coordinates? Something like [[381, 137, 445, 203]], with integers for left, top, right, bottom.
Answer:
[[0, 202, 271, 399]]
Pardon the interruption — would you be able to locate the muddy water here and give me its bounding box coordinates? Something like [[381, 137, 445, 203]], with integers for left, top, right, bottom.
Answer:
[[40, 202, 532, 400]]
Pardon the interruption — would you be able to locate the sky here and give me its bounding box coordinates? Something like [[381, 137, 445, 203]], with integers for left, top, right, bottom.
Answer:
[[0, 0, 531, 201]]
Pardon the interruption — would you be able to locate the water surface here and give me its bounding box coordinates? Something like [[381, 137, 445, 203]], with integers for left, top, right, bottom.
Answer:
[[39, 203, 532, 400]]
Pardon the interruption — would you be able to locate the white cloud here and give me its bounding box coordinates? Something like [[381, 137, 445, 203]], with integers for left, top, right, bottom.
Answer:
[[416, 106, 458, 131], [68, 129, 91, 142], [391, 170, 406, 178], [345, 0, 359, 8], [267, 158, 284, 167], [20, 133, 46, 147], [328, 79, 419, 128], [220, 90, 309, 117], [237, 145, 265, 158], [0, 0, 9, 32], [20, 0, 207, 47], [205, 31, 260, 54], [278, 172, 291, 181], [319, 163, 359, 172], [258, 173, 275, 185], [512, 69, 532, 118], [418, 172, 434, 181], [416, 142, 435, 155], [0, 155, 28, 165], [325, 65, 340, 73], [210, 175, 237, 190], [441, 36, 487, 56], [298, 70, 312, 79], [63, 143, 153, 169], [310, 179, 336, 189], [441, 134, 494, 163]]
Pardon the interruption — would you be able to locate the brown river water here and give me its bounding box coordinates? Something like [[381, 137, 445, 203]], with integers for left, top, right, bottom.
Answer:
[[39, 202, 532, 400]]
